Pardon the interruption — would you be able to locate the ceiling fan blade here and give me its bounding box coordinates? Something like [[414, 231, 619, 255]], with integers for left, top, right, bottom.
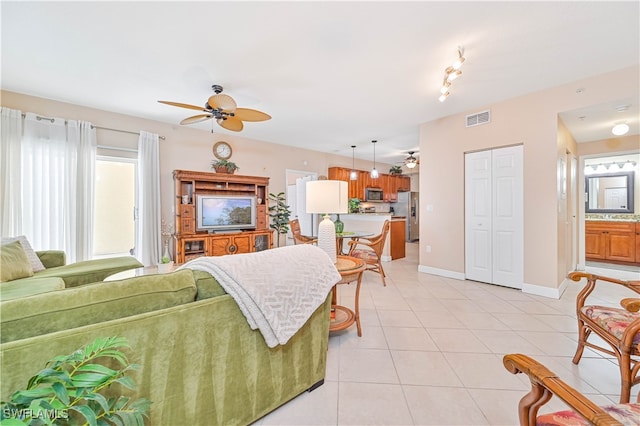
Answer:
[[208, 94, 237, 112], [158, 100, 208, 111], [180, 114, 213, 125], [233, 108, 271, 122], [217, 117, 243, 132]]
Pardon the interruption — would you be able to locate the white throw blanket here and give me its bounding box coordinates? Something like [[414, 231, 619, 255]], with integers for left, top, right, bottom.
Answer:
[[179, 245, 341, 348]]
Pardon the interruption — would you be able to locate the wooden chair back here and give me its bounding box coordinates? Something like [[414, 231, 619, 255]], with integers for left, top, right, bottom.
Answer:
[[289, 219, 317, 245]]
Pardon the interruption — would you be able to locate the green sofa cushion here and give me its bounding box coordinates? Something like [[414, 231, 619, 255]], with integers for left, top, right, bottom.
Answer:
[[1, 236, 45, 272], [1, 240, 34, 282], [0, 277, 65, 301], [35, 250, 66, 268], [34, 256, 143, 287], [0, 269, 197, 343]]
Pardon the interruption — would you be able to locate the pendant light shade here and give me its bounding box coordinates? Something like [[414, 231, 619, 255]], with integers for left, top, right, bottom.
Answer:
[[350, 145, 358, 180], [370, 140, 379, 178]]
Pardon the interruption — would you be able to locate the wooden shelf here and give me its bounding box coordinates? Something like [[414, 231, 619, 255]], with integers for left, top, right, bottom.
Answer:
[[173, 170, 272, 263]]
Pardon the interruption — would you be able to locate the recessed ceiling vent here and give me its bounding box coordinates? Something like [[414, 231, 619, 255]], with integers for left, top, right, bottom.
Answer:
[[465, 110, 491, 127]]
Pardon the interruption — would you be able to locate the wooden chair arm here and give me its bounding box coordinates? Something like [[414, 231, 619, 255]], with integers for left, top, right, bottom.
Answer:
[[621, 298, 640, 313], [568, 272, 640, 312], [503, 353, 622, 426]]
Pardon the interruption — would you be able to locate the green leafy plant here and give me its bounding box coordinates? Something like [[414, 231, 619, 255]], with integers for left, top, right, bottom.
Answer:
[[160, 256, 170, 264], [210, 159, 239, 173], [0, 336, 151, 426], [389, 165, 403, 175], [268, 192, 291, 248], [348, 198, 361, 214]]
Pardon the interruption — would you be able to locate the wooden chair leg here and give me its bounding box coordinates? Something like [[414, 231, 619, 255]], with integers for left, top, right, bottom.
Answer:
[[619, 353, 632, 403], [572, 321, 588, 364]]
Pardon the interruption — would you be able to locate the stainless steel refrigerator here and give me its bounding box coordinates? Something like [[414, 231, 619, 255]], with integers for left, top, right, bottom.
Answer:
[[394, 192, 419, 242]]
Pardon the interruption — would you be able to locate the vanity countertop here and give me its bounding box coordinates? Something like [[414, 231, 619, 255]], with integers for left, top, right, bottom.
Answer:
[[585, 214, 640, 222]]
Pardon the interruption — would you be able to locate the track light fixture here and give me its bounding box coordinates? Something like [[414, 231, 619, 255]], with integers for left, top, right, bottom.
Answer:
[[438, 47, 465, 102]]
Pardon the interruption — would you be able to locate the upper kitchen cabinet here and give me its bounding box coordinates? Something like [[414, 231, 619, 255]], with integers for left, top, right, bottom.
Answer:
[[329, 166, 410, 202]]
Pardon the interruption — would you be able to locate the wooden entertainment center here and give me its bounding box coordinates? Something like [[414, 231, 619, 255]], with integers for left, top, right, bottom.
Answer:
[[173, 170, 272, 263]]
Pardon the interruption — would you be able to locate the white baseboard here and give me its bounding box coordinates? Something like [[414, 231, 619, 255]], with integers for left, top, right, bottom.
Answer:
[[521, 280, 568, 299], [418, 265, 466, 280]]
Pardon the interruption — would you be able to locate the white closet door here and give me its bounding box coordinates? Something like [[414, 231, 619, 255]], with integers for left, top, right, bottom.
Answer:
[[491, 146, 523, 289], [465, 150, 493, 283], [465, 145, 523, 289]]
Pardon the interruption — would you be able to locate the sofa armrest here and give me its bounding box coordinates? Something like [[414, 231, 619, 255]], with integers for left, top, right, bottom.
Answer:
[[36, 251, 66, 268]]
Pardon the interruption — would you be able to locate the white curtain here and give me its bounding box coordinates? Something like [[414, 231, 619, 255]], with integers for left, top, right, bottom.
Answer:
[[20, 113, 96, 262], [66, 120, 96, 260], [1, 107, 23, 237], [136, 131, 161, 266]]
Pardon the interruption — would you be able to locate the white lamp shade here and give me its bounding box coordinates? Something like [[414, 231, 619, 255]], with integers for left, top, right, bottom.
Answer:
[[305, 180, 348, 214]]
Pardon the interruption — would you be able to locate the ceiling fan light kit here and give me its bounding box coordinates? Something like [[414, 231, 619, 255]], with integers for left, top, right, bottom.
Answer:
[[159, 84, 271, 133], [405, 151, 418, 169], [439, 47, 466, 102]]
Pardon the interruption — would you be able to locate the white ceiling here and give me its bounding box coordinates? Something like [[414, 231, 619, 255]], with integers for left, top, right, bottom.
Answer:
[[2, 1, 639, 165]]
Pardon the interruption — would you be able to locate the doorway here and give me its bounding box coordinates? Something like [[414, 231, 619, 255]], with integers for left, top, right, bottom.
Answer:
[[93, 157, 137, 258]]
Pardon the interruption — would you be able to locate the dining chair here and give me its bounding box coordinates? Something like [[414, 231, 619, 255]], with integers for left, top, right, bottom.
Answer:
[[347, 220, 391, 286], [289, 219, 318, 245], [568, 271, 640, 403]]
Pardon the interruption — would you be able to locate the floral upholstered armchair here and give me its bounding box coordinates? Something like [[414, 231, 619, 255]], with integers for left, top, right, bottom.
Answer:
[[504, 353, 640, 425]]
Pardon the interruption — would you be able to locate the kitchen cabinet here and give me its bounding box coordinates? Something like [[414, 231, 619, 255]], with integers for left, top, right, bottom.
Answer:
[[585, 221, 637, 264], [328, 167, 408, 202], [390, 219, 406, 259]]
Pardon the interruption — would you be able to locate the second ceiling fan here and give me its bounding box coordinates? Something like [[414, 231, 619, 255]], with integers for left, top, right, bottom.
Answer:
[[158, 84, 271, 132]]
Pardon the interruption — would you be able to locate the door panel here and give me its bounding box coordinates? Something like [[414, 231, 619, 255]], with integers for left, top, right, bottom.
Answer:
[[465, 146, 523, 289]]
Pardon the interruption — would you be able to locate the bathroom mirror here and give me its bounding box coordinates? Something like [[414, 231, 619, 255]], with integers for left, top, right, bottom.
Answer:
[[585, 171, 635, 213]]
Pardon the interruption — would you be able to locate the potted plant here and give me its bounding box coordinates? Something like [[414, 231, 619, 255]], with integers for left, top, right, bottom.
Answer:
[[349, 198, 361, 213], [268, 192, 291, 248], [0, 336, 151, 425], [389, 165, 403, 175], [210, 159, 239, 174]]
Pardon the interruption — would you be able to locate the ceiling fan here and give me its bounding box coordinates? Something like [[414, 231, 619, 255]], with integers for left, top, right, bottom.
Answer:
[[404, 151, 419, 169], [158, 84, 271, 132]]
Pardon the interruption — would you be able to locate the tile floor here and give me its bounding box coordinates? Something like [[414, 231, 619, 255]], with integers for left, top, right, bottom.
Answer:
[[255, 243, 640, 425]]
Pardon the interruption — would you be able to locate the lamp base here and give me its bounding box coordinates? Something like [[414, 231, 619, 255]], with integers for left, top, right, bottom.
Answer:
[[317, 214, 337, 263]]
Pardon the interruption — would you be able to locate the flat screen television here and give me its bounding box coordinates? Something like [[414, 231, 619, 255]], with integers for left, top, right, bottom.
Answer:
[[196, 195, 256, 232]]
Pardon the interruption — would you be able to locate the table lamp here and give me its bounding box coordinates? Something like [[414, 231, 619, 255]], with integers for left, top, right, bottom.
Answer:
[[306, 180, 348, 263]]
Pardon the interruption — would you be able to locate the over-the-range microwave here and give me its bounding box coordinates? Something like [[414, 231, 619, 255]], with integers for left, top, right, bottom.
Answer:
[[365, 188, 384, 202]]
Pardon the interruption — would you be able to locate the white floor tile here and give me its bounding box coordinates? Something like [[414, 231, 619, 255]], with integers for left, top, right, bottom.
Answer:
[[338, 382, 413, 425]]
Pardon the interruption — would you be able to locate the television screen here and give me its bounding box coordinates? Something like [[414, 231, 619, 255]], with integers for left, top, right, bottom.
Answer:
[[197, 195, 256, 231]]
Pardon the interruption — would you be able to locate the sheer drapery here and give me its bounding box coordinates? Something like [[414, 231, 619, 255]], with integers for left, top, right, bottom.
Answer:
[[0, 107, 23, 237], [66, 120, 96, 261], [136, 131, 161, 266], [20, 113, 96, 262]]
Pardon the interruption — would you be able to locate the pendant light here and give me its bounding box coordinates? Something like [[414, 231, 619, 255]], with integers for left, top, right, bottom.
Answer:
[[370, 140, 379, 178], [350, 145, 358, 180]]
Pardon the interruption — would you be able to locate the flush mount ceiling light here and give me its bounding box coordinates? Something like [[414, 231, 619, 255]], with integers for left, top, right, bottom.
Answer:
[[612, 123, 630, 136], [438, 47, 465, 102]]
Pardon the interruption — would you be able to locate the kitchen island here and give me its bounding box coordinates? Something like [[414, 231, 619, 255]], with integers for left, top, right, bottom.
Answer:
[[338, 214, 406, 260]]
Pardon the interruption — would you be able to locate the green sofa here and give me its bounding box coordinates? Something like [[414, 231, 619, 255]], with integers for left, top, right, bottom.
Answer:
[[0, 250, 143, 300], [0, 268, 331, 425]]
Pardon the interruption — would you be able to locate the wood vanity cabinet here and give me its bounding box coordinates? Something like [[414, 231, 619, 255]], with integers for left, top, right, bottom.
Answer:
[[173, 170, 272, 263], [585, 221, 637, 264], [637, 223, 640, 263]]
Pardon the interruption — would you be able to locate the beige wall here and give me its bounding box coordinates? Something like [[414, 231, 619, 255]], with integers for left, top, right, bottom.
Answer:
[[2, 90, 391, 234], [418, 65, 639, 294]]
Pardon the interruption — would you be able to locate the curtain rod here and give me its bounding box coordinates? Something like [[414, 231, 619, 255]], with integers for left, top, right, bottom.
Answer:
[[21, 113, 166, 140]]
